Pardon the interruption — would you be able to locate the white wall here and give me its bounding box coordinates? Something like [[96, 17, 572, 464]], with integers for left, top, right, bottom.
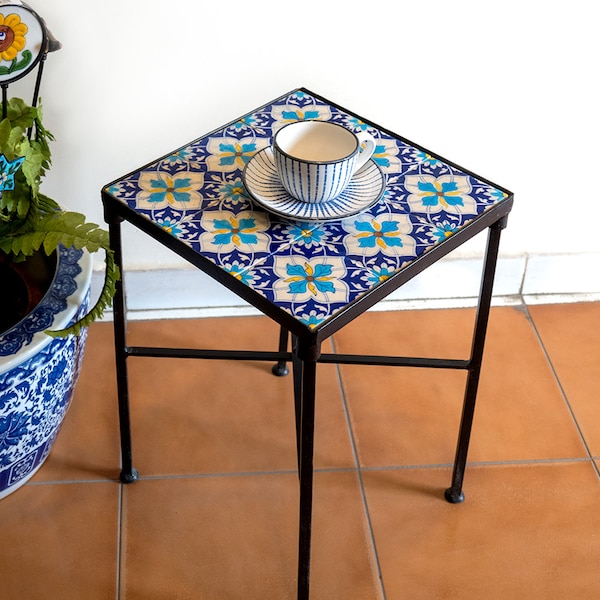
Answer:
[[11, 0, 600, 277]]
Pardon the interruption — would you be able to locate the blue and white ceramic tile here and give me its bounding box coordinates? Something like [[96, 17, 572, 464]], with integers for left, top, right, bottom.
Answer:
[[106, 89, 509, 330]]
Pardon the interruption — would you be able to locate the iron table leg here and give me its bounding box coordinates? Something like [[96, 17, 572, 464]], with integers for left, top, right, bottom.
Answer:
[[293, 338, 320, 600], [291, 334, 302, 472], [272, 325, 290, 376], [106, 212, 138, 484], [445, 217, 507, 503]]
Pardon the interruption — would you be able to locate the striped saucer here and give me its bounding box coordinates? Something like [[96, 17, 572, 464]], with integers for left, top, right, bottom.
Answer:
[[242, 147, 385, 222]]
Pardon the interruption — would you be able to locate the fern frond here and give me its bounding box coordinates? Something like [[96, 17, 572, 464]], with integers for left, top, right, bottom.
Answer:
[[37, 193, 61, 212], [1, 211, 110, 258], [46, 249, 119, 338]]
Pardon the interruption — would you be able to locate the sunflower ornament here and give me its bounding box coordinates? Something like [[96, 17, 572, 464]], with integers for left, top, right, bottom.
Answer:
[[0, 3, 46, 83], [0, 12, 28, 61]]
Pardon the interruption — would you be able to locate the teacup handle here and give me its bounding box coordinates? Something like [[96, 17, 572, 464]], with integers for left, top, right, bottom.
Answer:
[[353, 132, 376, 173]]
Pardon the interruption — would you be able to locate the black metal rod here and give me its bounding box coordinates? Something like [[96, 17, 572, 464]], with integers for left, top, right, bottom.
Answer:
[[296, 339, 319, 600], [26, 53, 48, 140], [127, 346, 291, 362], [1, 84, 7, 120], [107, 214, 138, 484], [31, 53, 47, 108], [445, 219, 505, 503], [319, 353, 469, 370], [291, 335, 302, 473], [272, 326, 290, 376], [124, 345, 469, 371]]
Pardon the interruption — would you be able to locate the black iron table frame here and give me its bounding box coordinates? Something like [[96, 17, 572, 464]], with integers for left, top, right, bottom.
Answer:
[[102, 122, 512, 600], [104, 204, 509, 600]]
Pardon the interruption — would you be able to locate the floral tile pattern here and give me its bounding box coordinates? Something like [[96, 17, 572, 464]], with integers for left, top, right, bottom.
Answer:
[[105, 89, 510, 331]]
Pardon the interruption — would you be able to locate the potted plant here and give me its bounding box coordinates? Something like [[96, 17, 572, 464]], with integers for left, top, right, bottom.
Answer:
[[0, 3, 118, 498]]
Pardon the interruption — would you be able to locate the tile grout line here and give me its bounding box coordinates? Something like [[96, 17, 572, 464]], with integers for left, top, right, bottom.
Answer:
[[330, 336, 388, 600], [521, 298, 600, 480], [25, 454, 597, 491], [361, 456, 596, 472], [27, 477, 121, 486]]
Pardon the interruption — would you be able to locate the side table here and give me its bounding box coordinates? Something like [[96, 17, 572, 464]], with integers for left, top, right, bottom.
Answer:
[[102, 87, 513, 600]]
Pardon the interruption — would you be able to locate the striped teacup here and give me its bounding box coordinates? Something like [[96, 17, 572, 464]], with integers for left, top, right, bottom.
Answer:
[[273, 121, 375, 204]]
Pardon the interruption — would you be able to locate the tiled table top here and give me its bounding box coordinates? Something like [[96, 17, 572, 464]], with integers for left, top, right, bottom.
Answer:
[[103, 88, 512, 336]]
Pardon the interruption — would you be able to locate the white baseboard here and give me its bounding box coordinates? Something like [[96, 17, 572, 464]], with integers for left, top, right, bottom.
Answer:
[[91, 252, 600, 321]]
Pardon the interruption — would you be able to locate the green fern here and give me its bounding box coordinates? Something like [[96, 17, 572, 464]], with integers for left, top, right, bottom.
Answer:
[[1, 98, 118, 338], [46, 245, 119, 338]]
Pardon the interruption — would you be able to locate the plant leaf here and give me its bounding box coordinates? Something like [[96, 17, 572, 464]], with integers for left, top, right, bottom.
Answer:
[[46, 249, 120, 338], [2, 97, 118, 337]]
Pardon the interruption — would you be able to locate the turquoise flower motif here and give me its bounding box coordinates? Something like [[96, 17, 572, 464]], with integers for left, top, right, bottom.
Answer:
[[347, 117, 370, 132], [364, 264, 395, 286], [486, 188, 506, 202], [163, 149, 191, 166], [285, 262, 335, 296], [343, 214, 414, 258], [286, 222, 325, 248], [405, 175, 475, 215], [281, 109, 321, 121], [107, 183, 120, 195], [212, 216, 258, 246], [273, 256, 348, 304], [354, 220, 404, 249], [223, 261, 254, 285], [299, 309, 327, 329], [372, 143, 390, 168], [233, 115, 258, 130], [200, 210, 271, 253], [430, 221, 457, 242], [218, 142, 257, 168], [417, 180, 463, 208], [136, 171, 205, 209], [272, 105, 332, 128], [206, 137, 269, 173], [416, 151, 441, 168], [150, 178, 189, 203], [220, 177, 247, 202], [0, 154, 25, 191], [157, 216, 184, 237]]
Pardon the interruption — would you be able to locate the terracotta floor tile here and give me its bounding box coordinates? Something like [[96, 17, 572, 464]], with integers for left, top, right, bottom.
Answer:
[[333, 307, 585, 467], [32, 323, 121, 483], [363, 461, 600, 599], [0, 482, 119, 599], [474, 306, 586, 461], [121, 472, 381, 599], [6, 304, 597, 598], [124, 317, 354, 476], [529, 302, 600, 455]]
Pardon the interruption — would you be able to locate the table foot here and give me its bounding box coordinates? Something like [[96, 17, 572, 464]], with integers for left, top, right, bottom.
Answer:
[[444, 487, 465, 504], [120, 468, 139, 484], [272, 362, 289, 377]]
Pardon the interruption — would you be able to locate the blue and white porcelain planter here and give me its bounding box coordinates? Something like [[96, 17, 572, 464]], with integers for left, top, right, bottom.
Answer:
[[0, 245, 92, 499]]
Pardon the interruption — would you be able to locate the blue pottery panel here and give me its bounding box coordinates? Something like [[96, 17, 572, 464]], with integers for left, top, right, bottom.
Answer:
[[0, 331, 87, 493], [0, 247, 89, 496], [107, 89, 509, 330]]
